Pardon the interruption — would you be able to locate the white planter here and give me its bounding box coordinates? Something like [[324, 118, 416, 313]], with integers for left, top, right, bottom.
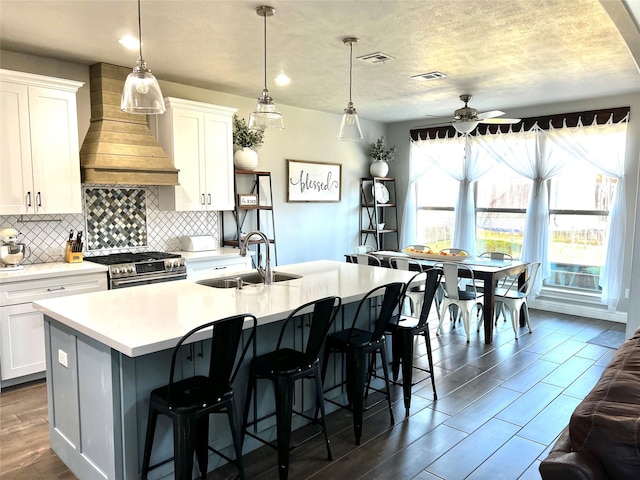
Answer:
[[369, 160, 389, 178], [233, 147, 259, 170]]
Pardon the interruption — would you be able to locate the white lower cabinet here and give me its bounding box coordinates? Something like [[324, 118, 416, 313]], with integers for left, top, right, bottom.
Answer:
[[0, 272, 107, 385], [0, 302, 45, 380]]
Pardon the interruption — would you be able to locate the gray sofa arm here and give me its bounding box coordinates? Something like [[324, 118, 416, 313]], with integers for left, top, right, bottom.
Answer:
[[539, 428, 609, 480]]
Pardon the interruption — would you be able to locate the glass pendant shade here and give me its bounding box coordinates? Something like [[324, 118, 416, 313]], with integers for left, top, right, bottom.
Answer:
[[121, 59, 166, 114], [453, 120, 479, 134], [251, 6, 284, 130], [338, 37, 362, 141], [120, 0, 165, 115], [249, 88, 284, 130], [338, 101, 363, 141]]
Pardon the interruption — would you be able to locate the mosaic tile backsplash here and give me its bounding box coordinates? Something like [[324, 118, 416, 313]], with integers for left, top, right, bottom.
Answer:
[[85, 188, 147, 250], [0, 185, 220, 264]]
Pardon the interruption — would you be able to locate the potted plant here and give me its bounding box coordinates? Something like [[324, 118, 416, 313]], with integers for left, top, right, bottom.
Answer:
[[368, 136, 396, 177], [232, 115, 265, 170]]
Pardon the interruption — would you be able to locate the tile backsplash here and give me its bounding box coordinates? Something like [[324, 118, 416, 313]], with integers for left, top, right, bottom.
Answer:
[[0, 185, 220, 264]]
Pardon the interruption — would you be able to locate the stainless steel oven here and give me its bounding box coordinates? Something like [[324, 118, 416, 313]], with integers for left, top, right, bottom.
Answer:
[[87, 252, 187, 289]]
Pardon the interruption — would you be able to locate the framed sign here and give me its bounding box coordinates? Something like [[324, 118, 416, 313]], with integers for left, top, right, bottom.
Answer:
[[287, 159, 342, 202], [238, 194, 258, 208]]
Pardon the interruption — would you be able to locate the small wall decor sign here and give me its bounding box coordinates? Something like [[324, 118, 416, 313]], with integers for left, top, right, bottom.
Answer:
[[287, 159, 342, 202], [238, 194, 258, 208]]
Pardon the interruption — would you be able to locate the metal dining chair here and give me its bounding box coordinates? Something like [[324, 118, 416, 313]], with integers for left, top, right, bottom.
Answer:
[[437, 262, 484, 343], [386, 267, 441, 415], [356, 253, 382, 266], [388, 256, 433, 317], [242, 296, 341, 480], [321, 282, 405, 445], [480, 262, 541, 339], [141, 314, 257, 480]]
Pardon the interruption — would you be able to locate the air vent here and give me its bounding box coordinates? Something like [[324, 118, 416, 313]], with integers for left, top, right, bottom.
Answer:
[[411, 71, 448, 81], [357, 52, 395, 64]]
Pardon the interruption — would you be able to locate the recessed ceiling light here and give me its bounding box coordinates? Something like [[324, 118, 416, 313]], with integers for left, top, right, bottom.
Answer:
[[274, 74, 291, 86], [118, 35, 140, 50], [357, 52, 395, 64]]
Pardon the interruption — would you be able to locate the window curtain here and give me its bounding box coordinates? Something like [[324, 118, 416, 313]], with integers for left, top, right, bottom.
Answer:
[[546, 115, 628, 310], [405, 133, 461, 248], [472, 126, 569, 296]]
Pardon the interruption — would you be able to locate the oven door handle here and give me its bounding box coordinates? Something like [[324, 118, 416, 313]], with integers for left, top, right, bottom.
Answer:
[[111, 273, 186, 288]]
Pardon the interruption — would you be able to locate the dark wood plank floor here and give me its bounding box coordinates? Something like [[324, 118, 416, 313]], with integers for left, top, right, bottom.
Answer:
[[0, 309, 623, 480]]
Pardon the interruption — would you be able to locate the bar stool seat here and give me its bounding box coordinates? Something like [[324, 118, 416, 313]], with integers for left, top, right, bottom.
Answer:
[[242, 296, 341, 480], [321, 282, 405, 445], [141, 313, 257, 480], [386, 268, 441, 416]]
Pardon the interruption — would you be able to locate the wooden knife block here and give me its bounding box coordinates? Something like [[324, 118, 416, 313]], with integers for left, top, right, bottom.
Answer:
[[64, 241, 83, 263]]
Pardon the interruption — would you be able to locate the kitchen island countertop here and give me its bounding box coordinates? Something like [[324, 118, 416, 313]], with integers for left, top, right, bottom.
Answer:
[[33, 260, 414, 358]]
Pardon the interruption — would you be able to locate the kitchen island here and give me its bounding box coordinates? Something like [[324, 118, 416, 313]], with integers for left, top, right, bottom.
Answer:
[[33, 260, 415, 480]]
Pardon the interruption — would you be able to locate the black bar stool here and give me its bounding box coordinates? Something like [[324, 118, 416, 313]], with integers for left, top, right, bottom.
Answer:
[[242, 296, 342, 480], [387, 267, 441, 416], [321, 282, 404, 445], [141, 313, 257, 480]]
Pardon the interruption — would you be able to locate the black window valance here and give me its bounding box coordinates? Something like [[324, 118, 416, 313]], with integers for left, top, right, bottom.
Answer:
[[410, 106, 630, 141]]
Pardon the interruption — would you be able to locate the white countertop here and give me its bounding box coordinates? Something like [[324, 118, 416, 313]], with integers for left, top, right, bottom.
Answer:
[[33, 260, 414, 358], [0, 261, 108, 284]]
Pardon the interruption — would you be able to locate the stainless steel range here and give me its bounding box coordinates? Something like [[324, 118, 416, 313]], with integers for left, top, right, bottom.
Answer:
[[88, 252, 186, 289]]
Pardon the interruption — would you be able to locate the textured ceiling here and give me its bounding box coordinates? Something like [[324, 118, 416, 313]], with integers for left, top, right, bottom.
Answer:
[[1, 0, 638, 124]]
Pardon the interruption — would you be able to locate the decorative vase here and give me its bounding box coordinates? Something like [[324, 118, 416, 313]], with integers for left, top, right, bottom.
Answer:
[[369, 160, 389, 178], [233, 147, 259, 171]]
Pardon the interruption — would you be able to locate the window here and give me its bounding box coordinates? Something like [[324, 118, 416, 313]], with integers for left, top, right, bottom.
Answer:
[[415, 172, 457, 251], [546, 169, 616, 292], [475, 162, 530, 259]]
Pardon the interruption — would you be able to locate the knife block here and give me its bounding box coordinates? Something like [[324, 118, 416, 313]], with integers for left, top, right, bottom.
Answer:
[[64, 241, 83, 263]]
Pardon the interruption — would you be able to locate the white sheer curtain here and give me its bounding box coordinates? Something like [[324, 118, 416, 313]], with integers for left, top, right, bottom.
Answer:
[[546, 116, 628, 310], [473, 126, 569, 296], [405, 133, 462, 248]]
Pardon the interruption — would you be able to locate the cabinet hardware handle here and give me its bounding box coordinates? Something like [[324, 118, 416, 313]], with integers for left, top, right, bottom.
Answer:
[[36, 192, 42, 207], [26, 192, 32, 207], [47, 287, 66, 292], [201, 193, 205, 205], [207, 194, 212, 205]]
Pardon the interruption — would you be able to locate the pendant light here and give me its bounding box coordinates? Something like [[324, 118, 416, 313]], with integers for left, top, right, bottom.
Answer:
[[121, 0, 165, 114], [249, 6, 284, 130], [337, 37, 363, 141]]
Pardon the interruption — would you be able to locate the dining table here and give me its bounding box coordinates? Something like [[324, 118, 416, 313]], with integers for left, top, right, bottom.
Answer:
[[345, 251, 527, 344]]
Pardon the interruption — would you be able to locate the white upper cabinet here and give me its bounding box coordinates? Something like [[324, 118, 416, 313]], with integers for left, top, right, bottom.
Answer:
[[0, 70, 84, 214], [153, 97, 237, 212]]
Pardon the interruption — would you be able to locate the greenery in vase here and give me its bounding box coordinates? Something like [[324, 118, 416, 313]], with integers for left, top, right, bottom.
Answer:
[[233, 115, 264, 150], [368, 136, 397, 162]]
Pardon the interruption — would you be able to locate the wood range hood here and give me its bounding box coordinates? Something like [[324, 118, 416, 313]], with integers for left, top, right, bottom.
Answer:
[[80, 63, 179, 185]]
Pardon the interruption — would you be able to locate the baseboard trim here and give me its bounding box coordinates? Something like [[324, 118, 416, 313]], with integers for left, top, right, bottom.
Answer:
[[529, 298, 627, 323]]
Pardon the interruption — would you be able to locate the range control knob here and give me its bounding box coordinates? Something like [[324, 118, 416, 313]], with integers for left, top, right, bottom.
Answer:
[[127, 266, 135, 274], [112, 267, 121, 275]]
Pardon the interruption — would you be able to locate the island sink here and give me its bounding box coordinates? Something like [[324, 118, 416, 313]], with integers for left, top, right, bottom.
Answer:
[[196, 271, 302, 288]]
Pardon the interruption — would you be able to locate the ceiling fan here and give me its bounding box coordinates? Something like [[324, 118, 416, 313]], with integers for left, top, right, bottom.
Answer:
[[421, 94, 521, 133]]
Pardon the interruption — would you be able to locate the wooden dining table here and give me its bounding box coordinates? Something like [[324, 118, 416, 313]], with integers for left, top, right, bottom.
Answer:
[[345, 251, 526, 344]]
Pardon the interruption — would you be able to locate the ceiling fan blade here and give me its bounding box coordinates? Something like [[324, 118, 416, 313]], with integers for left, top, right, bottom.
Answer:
[[476, 110, 504, 120], [480, 117, 522, 124], [413, 121, 453, 129]]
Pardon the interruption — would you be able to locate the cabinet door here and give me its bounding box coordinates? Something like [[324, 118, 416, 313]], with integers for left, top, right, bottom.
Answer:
[[28, 86, 82, 214], [0, 82, 34, 214], [160, 108, 206, 211], [185, 256, 252, 279], [203, 112, 234, 210], [0, 303, 45, 380]]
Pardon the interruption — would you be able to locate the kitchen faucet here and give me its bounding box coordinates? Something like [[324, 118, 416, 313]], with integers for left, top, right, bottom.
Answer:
[[240, 230, 273, 285]]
